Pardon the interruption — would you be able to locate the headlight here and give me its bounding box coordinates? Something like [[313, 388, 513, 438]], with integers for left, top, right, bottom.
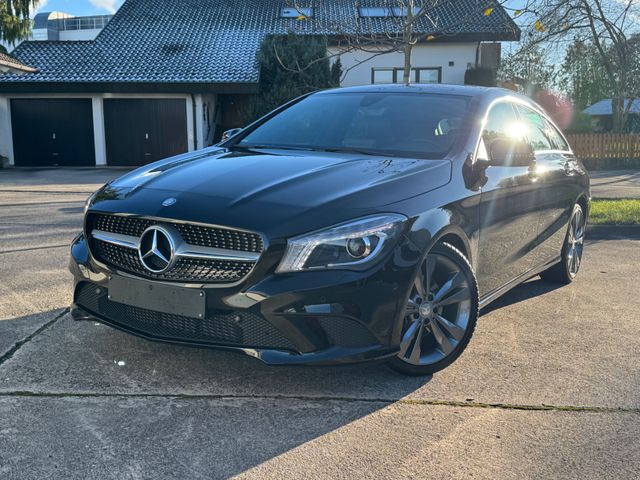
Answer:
[[276, 214, 407, 273]]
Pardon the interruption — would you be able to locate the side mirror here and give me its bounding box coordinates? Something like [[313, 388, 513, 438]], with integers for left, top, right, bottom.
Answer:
[[221, 127, 243, 141], [488, 138, 535, 167]]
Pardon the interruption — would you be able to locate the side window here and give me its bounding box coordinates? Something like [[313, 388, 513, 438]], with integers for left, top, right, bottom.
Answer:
[[483, 102, 519, 143], [515, 105, 553, 151], [542, 117, 570, 151]]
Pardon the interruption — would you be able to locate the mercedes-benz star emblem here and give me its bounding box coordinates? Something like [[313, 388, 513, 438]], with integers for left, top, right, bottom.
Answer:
[[162, 197, 177, 207], [138, 226, 176, 273]]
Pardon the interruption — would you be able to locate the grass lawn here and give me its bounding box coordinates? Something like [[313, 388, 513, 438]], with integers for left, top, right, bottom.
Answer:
[[589, 199, 640, 225]]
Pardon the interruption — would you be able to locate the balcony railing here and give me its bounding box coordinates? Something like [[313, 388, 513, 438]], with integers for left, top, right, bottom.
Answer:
[[48, 15, 113, 32]]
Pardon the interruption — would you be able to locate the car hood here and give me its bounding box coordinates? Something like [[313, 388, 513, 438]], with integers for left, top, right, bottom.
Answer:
[[90, 148, 451, 238]]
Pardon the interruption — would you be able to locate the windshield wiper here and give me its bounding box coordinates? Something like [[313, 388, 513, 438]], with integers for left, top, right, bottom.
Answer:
[[318, 147, 387, 157], [230, 144, 314, 151]]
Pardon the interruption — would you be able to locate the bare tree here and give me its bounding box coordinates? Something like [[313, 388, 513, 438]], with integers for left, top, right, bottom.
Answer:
[[287, 0, 521, 84], [519, 0, 640, 132]]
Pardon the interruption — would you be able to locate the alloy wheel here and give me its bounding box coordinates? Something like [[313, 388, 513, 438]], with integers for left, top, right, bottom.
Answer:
[[398, 251, 473, 366], [566, 207, 585, 277]]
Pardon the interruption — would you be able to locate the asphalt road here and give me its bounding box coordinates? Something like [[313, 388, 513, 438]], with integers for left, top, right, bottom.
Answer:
[[590, 170, 640, 199], [1, 169, 639, 479]]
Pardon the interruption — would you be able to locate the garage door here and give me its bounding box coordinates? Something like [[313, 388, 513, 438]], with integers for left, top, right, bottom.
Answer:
[[104, 99, 188, 166], [11, 98, 95, 167]]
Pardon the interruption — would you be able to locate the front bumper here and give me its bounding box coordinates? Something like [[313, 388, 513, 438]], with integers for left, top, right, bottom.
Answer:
[[69, 233, 420, 365]]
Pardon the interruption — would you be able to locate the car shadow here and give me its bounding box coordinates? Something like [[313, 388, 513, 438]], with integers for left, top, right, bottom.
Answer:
[[0, 310, 433, 477], [480, 277, 563, 315]]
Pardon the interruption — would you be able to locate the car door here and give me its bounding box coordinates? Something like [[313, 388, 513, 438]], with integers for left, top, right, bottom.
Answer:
[[477, 101, 540, 297], [514, 104, 579, 266]]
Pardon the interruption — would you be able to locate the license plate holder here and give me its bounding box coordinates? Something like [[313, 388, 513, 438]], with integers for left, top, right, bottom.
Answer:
[[109, 275, 206, 319]]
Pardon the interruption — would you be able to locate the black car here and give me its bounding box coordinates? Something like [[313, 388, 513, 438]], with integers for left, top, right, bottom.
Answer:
[[70, 84, 590, 376]]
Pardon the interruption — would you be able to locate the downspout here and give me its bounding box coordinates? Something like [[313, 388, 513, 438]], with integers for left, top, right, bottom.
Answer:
[[475, 41, 481, 68], [190, 93, 198, 150]]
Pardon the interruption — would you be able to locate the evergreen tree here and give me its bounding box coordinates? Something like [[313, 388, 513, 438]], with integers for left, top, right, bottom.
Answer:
[[252, 33, 341, 120], [330, 57, 342, 88]]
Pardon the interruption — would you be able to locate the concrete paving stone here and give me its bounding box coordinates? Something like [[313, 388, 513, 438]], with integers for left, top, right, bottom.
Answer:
[[1, 167, 639, 480], [0, 168, 129, 192], [0, 310, 64, 358], [0, 396, 637, 480], [0, 191, 90, 206], [0, 240, 637, 410], [0, 247, 73, 319]]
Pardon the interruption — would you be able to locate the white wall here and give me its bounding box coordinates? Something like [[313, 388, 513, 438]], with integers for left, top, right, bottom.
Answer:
[[199, 93, 218, 148], [329, 42, 478, 87], [59, 29, 103, 41], [0, 96, 12, 164]]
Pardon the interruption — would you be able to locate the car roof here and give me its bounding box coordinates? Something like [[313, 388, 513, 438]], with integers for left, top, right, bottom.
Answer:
[[317, 83, 523, 101]]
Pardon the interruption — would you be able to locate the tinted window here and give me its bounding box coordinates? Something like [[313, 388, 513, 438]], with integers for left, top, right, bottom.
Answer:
[[483, 102, 520, 143], [515, 105, 553, 151], [237, 92, 470, 159], [542, 117, 570, 151]]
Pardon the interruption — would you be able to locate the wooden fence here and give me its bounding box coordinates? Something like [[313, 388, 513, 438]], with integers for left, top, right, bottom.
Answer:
[[565, 133, 640, 159]]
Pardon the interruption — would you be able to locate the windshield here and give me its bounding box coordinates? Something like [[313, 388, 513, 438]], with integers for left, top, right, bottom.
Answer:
[[236, 92, 470, 159]]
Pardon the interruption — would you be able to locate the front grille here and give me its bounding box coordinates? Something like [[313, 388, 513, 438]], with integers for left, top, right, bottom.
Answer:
[[89, 214, 263, 252], [92, 241, 255, 283], [75, 282, 296, 351], [86, 213, 263, 283]]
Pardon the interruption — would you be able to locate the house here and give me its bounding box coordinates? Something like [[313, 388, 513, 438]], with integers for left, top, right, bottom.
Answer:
[[0, 53, 37, 75], [584, 99, 640, 133], [30, 11, 114, 42], [0, 0, 519, 168], [0, 11, 114, 53]]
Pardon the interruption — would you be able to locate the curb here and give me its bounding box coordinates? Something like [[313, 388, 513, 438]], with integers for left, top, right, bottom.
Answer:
[[586, 224, 640, 240]]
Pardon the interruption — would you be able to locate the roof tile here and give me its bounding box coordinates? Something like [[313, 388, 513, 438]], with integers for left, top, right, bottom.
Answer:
[[1, 0, 519, 84]]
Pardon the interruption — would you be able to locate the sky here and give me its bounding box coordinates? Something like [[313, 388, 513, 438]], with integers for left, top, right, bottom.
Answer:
[[32, 0, 125, 17]]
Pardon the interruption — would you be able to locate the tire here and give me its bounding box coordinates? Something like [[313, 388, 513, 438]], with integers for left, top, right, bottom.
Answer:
[[540, 203, 586, 284], [387, 242, 479, 376]]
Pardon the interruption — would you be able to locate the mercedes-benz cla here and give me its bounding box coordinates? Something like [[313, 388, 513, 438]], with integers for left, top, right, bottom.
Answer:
[[70, 84, 590, 375]]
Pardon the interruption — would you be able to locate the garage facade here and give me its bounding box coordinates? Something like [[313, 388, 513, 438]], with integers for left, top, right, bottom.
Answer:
[[0, 93, 203, 167], [104, 98, 188, 166], [11, 98, 95, 167]]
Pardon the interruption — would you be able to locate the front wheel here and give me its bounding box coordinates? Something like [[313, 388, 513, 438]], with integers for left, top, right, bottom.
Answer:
[[387, 242, 479, 376], [540, 203, 586, 284]]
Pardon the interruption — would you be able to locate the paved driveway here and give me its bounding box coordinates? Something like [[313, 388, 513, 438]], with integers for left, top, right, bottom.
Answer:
[[1, 169, 639, 479]]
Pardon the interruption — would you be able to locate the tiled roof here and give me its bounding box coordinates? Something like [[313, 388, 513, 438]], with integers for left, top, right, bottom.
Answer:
[[0, 51, 38, 74], [0, 0, 519, 85], [584, 99, 640, 116]]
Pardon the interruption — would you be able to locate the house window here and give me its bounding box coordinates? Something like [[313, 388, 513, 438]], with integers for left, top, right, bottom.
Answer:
[[280, 7, 313, 18], [415, 68, 441, 84], [372, 68, 394, 84], [359, 7, 422, 17], [371, 67, 441, 84]]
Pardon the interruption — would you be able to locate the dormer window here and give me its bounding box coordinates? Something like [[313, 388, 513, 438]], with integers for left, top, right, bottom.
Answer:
[[280, 7, 313, 18], [359, 7, 422, 17]]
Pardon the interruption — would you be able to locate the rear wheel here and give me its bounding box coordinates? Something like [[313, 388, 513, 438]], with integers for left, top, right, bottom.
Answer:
[[540, 203, 586, 284], [387, 242, 479, 376]]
